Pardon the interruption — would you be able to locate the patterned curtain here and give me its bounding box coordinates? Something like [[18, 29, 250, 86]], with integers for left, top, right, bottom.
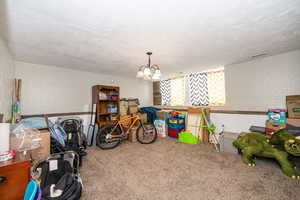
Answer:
[[160, 79, 171, 105], [160, 69, 225, 106], [188, 72, 209, 106], [207, 70, 225, 106]]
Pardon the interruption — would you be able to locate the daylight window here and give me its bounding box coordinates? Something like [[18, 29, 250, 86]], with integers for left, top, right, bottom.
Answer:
[[160, 68, 225, 106]]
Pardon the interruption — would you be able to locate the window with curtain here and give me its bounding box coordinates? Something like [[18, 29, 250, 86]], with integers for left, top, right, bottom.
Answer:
[[188, 72, 209, 106], [188, 69, 225, 106], [160, 77, 185, 106], [159, 69, 225, 106], [207, 70, 225, 106], [169, 77, 185, 106]]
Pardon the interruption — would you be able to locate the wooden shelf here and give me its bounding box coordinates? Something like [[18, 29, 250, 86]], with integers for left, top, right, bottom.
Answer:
[[99, 99, 118, 102], [99, 112, 118, 116], [99, 120, 116, 125], [92, 85, 120, 126]]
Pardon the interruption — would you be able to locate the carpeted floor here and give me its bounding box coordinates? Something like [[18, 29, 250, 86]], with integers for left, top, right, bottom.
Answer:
[[80, 138, 300, 200]]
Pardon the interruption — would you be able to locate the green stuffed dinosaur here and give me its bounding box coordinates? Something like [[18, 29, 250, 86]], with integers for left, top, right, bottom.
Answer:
[[233, 128, 300, 179]]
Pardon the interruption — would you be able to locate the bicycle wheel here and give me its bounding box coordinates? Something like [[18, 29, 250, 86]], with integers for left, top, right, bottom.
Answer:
[[96, 124, 121, 150], [136, 123, 157, 144]]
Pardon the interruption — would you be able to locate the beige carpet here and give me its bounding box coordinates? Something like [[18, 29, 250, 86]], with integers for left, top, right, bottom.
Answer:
[[80, 137, 300, 200]]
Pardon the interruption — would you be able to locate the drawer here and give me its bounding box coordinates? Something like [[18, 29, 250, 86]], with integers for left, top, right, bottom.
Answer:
[[0, 161, 30, 200]]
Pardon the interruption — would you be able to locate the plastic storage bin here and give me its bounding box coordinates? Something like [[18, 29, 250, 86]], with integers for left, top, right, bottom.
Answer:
[[168, 127, 185, 138], [107, 104, 117, 113], [167, 118, 185, 138], [168, 118, 184, 125]]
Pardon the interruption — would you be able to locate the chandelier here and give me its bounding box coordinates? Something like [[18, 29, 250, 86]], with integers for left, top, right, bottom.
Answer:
[[136, 52, 161, 81]]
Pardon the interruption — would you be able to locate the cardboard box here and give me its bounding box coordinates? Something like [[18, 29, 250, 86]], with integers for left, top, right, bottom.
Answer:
[[286, 118, 300, 136], [265, 120, 286, 136], [128, 106, 138, 114], [286, 95, 300, 119], [156, 110, 173, 121], [128, 100, 138, 106], [138, 113, 147, 124], [265, 120, 286, 129], [120, 105, 128, 116], [10, 129, 50, 166], [128, 126, 138, 142], [29, 130, 50, 166]]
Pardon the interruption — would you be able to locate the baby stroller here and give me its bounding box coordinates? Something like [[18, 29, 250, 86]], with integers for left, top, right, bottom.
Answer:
[[50, 117, 87, 165], [56, 117, 87, 151], [33, 151, 82, 200]]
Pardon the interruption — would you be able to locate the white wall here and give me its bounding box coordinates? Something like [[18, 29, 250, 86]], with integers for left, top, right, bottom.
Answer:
[[225, 50, 300, 111], [211, 113, 268, 134], [211, 50, 300, 133], [15, 62, 153, 115], [0, 36, 15, 121]]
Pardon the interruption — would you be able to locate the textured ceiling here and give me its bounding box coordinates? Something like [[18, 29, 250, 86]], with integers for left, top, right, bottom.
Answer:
[[0, 0, 300, 77]]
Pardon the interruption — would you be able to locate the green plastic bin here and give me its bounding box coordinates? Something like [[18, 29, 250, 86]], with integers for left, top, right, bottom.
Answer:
[[178, 131, 199, 144]]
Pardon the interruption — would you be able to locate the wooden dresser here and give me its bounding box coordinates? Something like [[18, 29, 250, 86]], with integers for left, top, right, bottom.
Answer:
[[0, 154, 31, 200]]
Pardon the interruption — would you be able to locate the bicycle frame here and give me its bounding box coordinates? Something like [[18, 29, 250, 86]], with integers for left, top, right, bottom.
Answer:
[[107, 114, 144, 139]]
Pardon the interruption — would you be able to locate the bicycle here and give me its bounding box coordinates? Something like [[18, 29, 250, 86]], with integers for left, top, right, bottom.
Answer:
[[96, 114, 157, 149]]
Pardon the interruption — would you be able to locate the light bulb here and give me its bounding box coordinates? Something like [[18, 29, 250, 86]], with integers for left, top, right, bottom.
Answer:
[[136, 70, 144, 78], [143, 67, 152, 76]]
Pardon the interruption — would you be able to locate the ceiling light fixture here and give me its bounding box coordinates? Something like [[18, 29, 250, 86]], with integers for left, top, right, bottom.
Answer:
[[136, 52, 161, 81]]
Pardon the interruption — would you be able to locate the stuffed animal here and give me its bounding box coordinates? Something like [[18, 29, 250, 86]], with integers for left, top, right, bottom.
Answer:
[[233, 128, 300, 179]]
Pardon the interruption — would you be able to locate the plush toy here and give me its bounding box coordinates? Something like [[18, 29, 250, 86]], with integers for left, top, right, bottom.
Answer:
[[233, 128, 300, 179]]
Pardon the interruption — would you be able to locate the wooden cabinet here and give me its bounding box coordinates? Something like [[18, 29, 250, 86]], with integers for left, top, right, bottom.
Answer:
[[92, 85, 120, 126], [0, 154, 30, 200]]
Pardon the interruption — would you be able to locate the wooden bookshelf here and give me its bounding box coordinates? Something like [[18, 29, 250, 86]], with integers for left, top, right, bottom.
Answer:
[[92, 85, 120, 126]]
